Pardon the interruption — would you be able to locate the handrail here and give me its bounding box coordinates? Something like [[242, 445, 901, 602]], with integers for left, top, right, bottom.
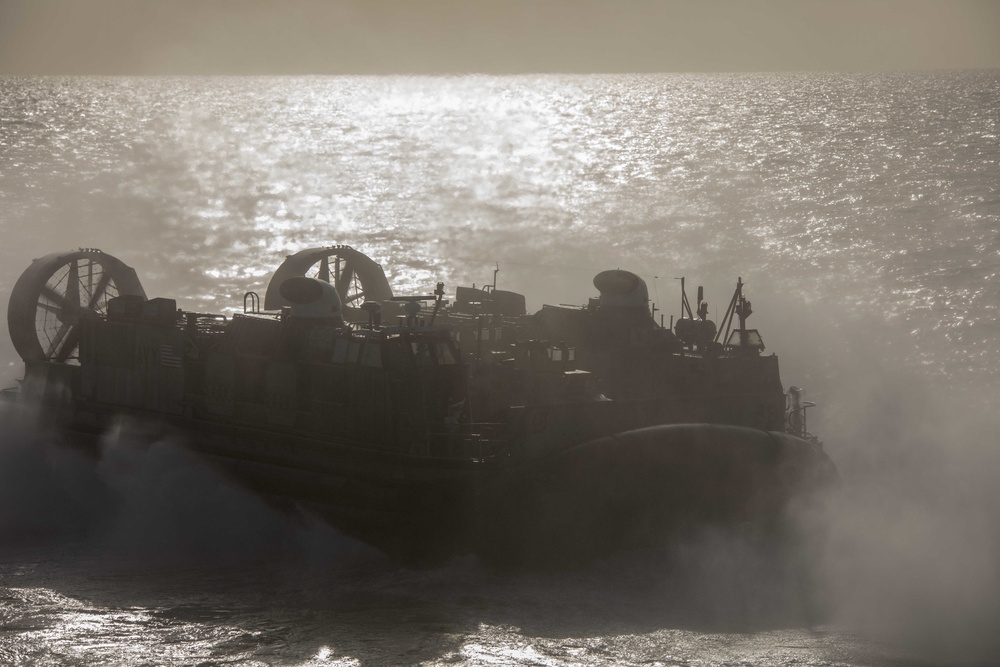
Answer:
[[786, 399, 817, 442], [243, 291, 260, 314]]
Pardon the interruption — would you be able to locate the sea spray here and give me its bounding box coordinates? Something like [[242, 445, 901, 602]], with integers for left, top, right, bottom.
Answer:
[[0, 403, 372, 568], [762, 294, 1000, 662]]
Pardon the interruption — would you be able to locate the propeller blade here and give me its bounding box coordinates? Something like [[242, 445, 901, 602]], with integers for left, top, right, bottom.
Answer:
[[46, 322, 72, 359], [318, 256, 330, 283], [38, 301, 63, 316], [54, 325, 81, 363], [337, 263, 355, 301], [40, 284, 72, 311], [86, 271, 113, 311], [66, 260, 81, 307]]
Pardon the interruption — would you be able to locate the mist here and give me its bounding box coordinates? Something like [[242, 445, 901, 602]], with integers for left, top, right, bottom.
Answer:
[[758, 289, 1000, 661], [0, 402, 373, 570]]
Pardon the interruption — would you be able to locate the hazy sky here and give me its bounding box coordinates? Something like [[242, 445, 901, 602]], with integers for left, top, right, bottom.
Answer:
[[1, 0, 998, 75]]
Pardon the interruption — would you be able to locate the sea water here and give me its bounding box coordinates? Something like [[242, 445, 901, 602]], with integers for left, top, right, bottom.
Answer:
[[0, 72, 998, 665]]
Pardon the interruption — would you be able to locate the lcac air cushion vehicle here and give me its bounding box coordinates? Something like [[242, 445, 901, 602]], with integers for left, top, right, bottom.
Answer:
[[4, 246, 836, 566]]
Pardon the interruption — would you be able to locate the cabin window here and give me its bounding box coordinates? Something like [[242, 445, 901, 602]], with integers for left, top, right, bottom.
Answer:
[[332, 338, 349, 364], [411, 341, 433, 366], [725, 329, 765, 351], [475, 328, 501, 341], [435, 342, 458, 365]]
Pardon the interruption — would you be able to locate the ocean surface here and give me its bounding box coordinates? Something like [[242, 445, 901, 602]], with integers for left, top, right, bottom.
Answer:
[[1, 72, 998, 665]]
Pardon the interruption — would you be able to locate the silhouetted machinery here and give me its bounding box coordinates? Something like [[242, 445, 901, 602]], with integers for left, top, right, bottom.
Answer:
[[4, 245, 833, 565]]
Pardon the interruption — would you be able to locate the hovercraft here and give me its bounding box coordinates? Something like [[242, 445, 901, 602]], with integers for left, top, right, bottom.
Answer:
[[3, 246, 836, 565]]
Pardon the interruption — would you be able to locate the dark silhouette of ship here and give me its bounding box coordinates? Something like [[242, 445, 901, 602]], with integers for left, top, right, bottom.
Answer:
[[4, 246, 835, 565]]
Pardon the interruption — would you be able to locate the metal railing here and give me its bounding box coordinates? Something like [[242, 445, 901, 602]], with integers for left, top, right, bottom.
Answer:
[[786, 386, 818, 442]]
